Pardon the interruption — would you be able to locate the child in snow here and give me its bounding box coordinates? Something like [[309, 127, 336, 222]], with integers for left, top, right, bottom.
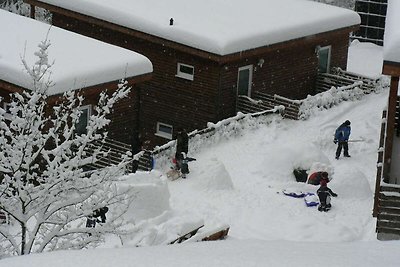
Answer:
[[317, 179, 337, 212], [307, 171, 329, 185]]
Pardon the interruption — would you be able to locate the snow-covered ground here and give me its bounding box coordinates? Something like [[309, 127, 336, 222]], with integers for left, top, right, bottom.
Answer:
[[3, 41, 400, 266]]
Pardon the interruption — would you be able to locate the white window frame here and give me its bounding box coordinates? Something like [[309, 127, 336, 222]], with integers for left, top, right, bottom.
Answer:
[[237, 65, 253, 97], [317, 45, 331, 73], [176, 63, 194, 81], [155, 122, 173, 140], [75, 105, 91, 135]]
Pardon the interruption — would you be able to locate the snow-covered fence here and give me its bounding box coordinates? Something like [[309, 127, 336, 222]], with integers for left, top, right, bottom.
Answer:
[[139, 107, 283, 171], [299, 71, 388, 120], [316, 67, 381, 94], [236, 92, 301, 120]]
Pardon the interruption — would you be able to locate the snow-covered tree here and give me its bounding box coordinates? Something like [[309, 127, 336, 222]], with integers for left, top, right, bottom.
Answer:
[[0, 38, 135, 257], [0, 0, 51, 23]]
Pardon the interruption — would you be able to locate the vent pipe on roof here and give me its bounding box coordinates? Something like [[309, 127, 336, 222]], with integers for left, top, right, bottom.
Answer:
[[170, 18, 174, 26]]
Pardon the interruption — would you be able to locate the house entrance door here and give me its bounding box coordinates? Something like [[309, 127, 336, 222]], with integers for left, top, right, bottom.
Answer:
[[237, 65, 253, 97], [318, 45, 331, 73]]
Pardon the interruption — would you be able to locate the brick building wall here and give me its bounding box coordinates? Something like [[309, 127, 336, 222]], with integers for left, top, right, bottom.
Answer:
[[47, 12, 353, 147]]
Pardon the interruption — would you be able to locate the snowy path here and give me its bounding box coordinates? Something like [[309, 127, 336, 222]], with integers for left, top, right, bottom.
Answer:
[[168, 91, 387, 243]]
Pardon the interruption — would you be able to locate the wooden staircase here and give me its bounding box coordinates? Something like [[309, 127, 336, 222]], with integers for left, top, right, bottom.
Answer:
[[374, 99, 400, 240], [82, 138, 154, 173], [84, 138, 133, 173], [376, 185, 400, 240]]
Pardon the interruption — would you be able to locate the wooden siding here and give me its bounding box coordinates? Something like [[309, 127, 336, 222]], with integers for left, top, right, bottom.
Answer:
[[32, 8, 354, 147], [383, 61, 400, 76], [1, 75, 150, 146], [50, 13, 222, 146]]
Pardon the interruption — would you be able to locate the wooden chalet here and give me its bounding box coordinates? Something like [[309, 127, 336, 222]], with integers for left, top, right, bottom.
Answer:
[[372, 0, 400, 240], [0, 9, 152, 146], [26, 0, 360, 147]]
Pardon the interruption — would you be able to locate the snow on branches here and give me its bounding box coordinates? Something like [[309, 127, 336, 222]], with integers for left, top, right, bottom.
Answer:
[[0, 39, 135, 257]]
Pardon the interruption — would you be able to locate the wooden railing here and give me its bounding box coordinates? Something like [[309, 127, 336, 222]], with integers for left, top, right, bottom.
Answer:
[[376, 185, 400, 239], [373, 110, 386, 218], [237, 92, 301, 120], [316, 67, 380, 94], [84, 137, 133, 173]]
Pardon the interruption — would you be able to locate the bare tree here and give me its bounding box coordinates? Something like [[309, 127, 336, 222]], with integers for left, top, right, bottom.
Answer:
[[0, 38, 135, 257]]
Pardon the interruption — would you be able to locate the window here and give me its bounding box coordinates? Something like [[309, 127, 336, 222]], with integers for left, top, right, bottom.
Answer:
[[176, 63, 194, 80], [156, 122, 173, 139], [237, 65, 253, 96], [75, 105, 91, 135], [317, 46, 331, 73]]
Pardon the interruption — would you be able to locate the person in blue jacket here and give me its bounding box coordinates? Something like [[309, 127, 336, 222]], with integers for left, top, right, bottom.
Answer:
[[334, 120, 351, 159]]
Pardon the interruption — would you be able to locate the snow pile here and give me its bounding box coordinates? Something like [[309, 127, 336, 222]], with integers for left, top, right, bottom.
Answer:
[[123, 210, 204, 247], [191, 157, 234, 191], [117, 171, 170, 221]]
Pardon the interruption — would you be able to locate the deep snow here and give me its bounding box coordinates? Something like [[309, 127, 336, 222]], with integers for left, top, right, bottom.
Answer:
[[0, 9, 152, 95], [31, 0, 359, 55], [383, 0, 400, 62], [3, 41, 400, 266]]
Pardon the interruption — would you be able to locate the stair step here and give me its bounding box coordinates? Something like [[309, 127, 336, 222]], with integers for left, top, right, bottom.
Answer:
[[379, 207, 400, 215], [378, 213, 400, 222], [379, 199, 400, 209], [381, 185, 400, 194], [377, 220, 400, 229], [376, 227, 400, 236]]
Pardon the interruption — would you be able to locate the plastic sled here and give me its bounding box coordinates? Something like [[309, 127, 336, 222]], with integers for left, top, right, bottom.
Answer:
[[304, 193, 319, 207], [282, 189, 306, 198]]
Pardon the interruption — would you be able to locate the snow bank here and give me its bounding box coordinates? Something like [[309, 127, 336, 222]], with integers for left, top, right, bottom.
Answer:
[[190, 157, 234, 191], [118, 171, 170, 221]]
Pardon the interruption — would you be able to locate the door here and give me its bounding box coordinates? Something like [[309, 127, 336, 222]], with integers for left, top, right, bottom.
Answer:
[[318, 46, 331, 73], [237, 65, 253, 96]]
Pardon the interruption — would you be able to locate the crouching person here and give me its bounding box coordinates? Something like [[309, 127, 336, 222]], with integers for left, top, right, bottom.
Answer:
[[86, 206, 109, 228], [317, 179, 337, 212]]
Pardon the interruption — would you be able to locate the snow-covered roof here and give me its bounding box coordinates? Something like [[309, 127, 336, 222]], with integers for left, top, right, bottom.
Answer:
[[33, 0, 360, 56], [383, 0, 400, 63], [0, 9, 152, 96]]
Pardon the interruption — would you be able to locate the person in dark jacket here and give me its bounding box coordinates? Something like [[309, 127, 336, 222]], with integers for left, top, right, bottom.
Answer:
[[334, 120, 351, 159], [317, 179, 338, 212], [175, 128, 189, 171], [86, 206, 109, 228]]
